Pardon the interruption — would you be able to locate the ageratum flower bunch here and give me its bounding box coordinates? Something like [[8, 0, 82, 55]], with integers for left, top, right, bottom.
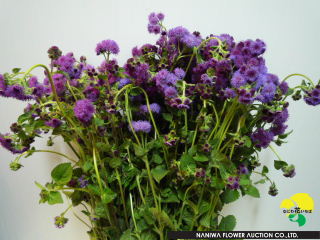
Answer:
[[0, 12, 319, 240]]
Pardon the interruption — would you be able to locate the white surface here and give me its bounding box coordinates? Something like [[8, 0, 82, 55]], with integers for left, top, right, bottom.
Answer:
[[0, 0, 320, 239]]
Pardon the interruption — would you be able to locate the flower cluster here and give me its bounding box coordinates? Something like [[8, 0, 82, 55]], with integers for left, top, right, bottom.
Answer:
[[0, 12, 318, 239]]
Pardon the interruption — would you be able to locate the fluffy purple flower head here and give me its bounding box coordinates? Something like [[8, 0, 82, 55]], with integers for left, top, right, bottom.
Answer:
[[28, 76, 39, 88], [148, 24, 161, 34], [140, 103, 161, 114], [118, 78, 132, 89], [270, 123, 288, 136], [54, 53, 75, 73], [45, 119, 62, 128], [227, 176, 240, 190], [231, 71, 246, 88], [164, 86, 177, 98], [257, 83, 277, 103], [0, 74, 6, 90], [147, 12, 164, 34], [131, 120, 152, 133], [95, 39, 120, 55], [83, 86, 100, 102], [168, 26, 190, 44], [182, 33, 202, 47], [304, 87, 320, 106], [5, 85, 33, 101], [273, 108, 289, 125], [238, 164, 249, 175], [200, 74, 213, 85], [174, 68, 186, 79], [74, 99, 95, 124], [52, 73, 67, 95], [0, 134, 28, 154], [279, 81, 289, 94], [238, 89, 254, 104], [224, 88, 236, 99], [251, 128, 274, 148]]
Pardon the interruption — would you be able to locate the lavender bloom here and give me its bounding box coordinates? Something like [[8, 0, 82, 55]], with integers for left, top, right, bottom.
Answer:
[[51, 73, 67, 95], [54, 52, 75, 74], [168, 26, 190, 45], [231, 71, 246, 88], [200, 74, 213, 85], [140, 103, 161, 114], [270, 123, 288, 136], [251, 128, 274, 148], [45, 119, 62, 128], [0, 74, 6, 94], [0, 134, 28, 154], [273, 108, 289, 125], [279, 81, 289, 94], [28, 76, 39, 88], [147, 12, 164, 34], [95, 39, 120, 55], [224, 88, 236, 99], [74, 99, 95, 124], [164, 86, 178, 98], [83, 86, 100, 102], [227, 176, 240, 190], [174, 68, 186, 79], [258, 83, 277, 103], [304, 87, 320, 106], [131, 120, 152, 133], [238, 89, 254, 104], [5, 85, 33, 101], [238, 164, 249, 175], [78, 175, 89, 188], [118, 78, 132, 89], [182, 33, 202, 47]]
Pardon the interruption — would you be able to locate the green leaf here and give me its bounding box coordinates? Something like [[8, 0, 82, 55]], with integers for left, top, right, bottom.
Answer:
[[150, 208, 175, 229], [51, 163, 73, 185], [151, 153, 163, 164], [239, 176, 251, 186], [243, 136, 252, 148], [48, 191, 63, 205], [246, 185, 260, 198], [109, 157, 122, 168], [102, 187, 116, 204], [254, 179, 266, 184], [95, 202, 107, 217], [274, 160, 288, 170], [94, 117, 105, 127], [35, 181, 45, 190], [219, 215, 236, 231], [151, 165, 168, 183], [199, 212, 212, 228], [194, 154, 209, 162], [162, 113, 173, 122], [221, 189, 240, 204], [180, 153, 195, 172], [83, 161, 93, 172], [133, 143, 147, 157], [120, 229, 134, 240], [12, 68, 21, 74], [262, 166, 269, 174]]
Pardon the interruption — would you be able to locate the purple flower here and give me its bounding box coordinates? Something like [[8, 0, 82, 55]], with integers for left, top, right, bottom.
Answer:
[[0, 74, 6, 94], [164, 86, 177, 98], [168, 26, 190, 45], [131, 120, 152, 133], [231, 71, 246, 88], [45, 119, 62, 128], [182, 33, 202, 47], [224, 88, 236, 98], [238, 89, 254, 104], [273, 108, 289, 125], [174, 68, 186, 79], [279, 81, 289, 94], [28, 76, 39, 88], [304, 87, 320, 106], [74, 99, 95, 124], [0, 134, 28, 154], [78, 175, 89, 188], [200, 74, 213, 85], [118, 78, 132, 89], [52, 73, 67, 95], [258, 83, 277, 103], [140, 103, 161, 114], [148, 24, 161, 34], [227, 176, 240, 190], [83, 86, 100, 102], [270, 123, 288, 136], [147, 12, 164, 34], [251, 128, 274, 148], [238, 164, 249, 175], [95, 39, 120, 55], [5, 85, 33, 101]]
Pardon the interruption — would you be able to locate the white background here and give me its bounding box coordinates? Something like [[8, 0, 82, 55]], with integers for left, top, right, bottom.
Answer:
[[0, 0, 320, 239]]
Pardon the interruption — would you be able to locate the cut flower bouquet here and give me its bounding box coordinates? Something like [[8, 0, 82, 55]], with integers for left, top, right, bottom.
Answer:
[[1, 12, 319, 240]]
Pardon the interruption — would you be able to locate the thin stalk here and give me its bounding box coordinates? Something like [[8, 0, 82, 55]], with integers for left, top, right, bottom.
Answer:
[[115, 168, 129, 228], [282, 73, 315, 87]]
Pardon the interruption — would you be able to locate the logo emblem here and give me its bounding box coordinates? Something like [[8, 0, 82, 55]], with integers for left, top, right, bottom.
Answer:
[[280, 193, 314, 227]]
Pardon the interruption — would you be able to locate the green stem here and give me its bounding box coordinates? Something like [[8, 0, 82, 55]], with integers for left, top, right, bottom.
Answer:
[[269, 145, 285, 162], [282, 73, 315, 87], [16, 149, 77, 164], [115, 168, 129, 228]]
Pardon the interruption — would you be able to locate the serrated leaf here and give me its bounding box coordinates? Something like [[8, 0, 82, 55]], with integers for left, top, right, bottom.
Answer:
[[51, 163, 73, 185], [151, 165, 168, 183], [180, 152, 195, 172], [150, 208, 175, 230], [109, 157, 122, 168], [221, 189, 240, 204], [152, 154, 163, 164], [162, 113, 173, 122], [133, 143, 147, 157], [219, 215, 236, 231]]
